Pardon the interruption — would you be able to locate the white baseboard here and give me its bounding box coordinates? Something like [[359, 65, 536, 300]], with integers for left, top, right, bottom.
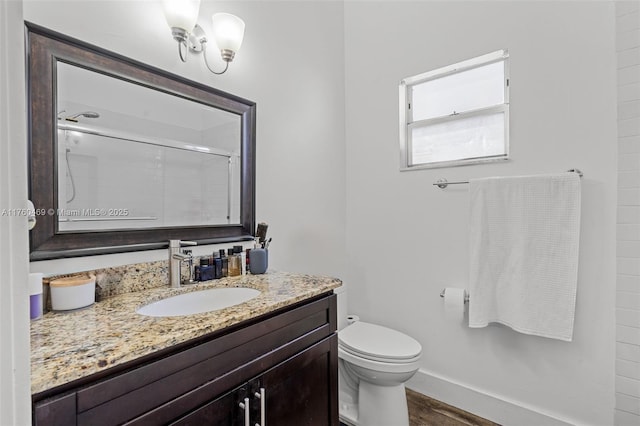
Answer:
[[407, 369, 577, 426]]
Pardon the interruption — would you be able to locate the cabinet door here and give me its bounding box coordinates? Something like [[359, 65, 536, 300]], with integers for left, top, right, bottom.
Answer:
[[170, 385, 247, 426], [259, 335, 338, 426]]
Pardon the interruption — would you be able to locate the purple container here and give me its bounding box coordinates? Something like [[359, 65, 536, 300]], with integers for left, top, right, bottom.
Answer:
[[29, 272, 44, 320], [30, 293, 42, 320]]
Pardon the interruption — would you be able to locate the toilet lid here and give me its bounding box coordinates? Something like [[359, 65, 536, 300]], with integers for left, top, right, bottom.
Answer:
[[338, 321, 422, 361]]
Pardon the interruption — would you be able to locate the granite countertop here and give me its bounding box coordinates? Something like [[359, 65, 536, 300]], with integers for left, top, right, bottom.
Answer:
[[31, 271, 342, 395]]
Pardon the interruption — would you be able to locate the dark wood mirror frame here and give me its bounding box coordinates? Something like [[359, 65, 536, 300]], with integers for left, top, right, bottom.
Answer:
[[26, 23, 256, 260]]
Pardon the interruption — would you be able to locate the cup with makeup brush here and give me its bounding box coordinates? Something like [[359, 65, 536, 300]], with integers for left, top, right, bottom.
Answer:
[[249, 248, 268, 274], [250, 222, 269, 274]]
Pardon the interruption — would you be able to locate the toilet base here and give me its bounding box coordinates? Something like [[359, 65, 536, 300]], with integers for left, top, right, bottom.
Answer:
[[339, 381, 409, 426], [338, 400, 358, 426]]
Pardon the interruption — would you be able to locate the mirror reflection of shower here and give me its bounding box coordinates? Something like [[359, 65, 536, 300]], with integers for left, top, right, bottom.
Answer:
[[59, 110, 101, 123], [60, 111, 100, 203], [55, 95, 241, 231]]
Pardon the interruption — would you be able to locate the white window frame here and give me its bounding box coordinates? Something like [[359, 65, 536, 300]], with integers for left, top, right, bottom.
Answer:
[[399, 49, 510, 171]]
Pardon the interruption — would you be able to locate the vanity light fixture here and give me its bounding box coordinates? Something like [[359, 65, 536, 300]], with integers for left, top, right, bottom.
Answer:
[[162, 0, 245, 75]]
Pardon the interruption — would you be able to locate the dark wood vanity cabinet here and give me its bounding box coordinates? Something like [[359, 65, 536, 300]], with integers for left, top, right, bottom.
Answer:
[[33, 293, 338, 426], [173, 336, 335, 426]]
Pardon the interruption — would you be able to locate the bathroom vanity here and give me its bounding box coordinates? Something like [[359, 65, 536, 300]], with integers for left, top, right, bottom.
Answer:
[[31, 272, 341, 425]]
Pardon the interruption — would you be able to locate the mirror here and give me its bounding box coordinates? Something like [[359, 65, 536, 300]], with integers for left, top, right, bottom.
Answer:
[[27, 23, 256, 260], [56, 62, 242, 231]]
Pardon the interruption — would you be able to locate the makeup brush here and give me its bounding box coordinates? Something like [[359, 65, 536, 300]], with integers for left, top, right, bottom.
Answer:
[[256, 222, 268, 244]]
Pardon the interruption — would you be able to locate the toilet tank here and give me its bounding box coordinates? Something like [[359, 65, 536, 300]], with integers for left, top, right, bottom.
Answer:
[[334, 285, 349, 331]]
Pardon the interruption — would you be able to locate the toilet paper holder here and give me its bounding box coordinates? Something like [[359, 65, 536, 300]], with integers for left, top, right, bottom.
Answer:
[[440, 288, 470, 303]]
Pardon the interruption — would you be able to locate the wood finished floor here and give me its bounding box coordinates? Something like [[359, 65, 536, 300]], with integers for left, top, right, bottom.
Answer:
[[339, 388, 500, 426], [407, 389, 500, 426]]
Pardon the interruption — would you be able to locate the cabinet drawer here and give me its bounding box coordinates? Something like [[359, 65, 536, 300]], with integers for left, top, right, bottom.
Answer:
[[73, 294, 335, 426], [33, 393, 76, 426], [168, 386, 241, 426]]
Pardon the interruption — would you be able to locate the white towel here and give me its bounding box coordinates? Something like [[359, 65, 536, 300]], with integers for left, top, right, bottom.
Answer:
[[468, 172, 581, 341]]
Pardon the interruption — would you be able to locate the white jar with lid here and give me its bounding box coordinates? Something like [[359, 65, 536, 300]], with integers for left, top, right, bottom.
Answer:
[[49, 274, 96, 311]]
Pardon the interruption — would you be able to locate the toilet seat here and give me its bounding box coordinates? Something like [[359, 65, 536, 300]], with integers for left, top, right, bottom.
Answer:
[[339, 344, 421, 365], [338, 321, 422, 363]]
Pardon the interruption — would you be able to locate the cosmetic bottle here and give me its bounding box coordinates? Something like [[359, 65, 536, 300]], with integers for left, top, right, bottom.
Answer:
[[235, 246, 246, 275], [200, 256, 214, 281], [219, 249, 228, 277], [245, 249, 251, 273], [213, 253, 223, 279], [228, 248, 240, 276]]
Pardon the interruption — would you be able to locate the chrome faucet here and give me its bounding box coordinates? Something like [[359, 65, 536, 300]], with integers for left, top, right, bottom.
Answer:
[[169, 240, 197, 288]]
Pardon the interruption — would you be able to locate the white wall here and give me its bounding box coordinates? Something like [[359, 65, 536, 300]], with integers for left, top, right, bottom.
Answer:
[[25, 0, 346, 279], [344, 2, 617, 425], [0, 0, 31, 423], [615, 2, 640, 424]]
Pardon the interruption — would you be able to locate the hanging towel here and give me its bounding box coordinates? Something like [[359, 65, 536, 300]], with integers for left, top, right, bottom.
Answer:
[[468, 172, 581, 341]]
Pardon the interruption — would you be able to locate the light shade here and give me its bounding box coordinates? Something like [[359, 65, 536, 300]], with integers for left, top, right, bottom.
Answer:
[[211, 13, 245, 53], [162, 0, 201, 31]]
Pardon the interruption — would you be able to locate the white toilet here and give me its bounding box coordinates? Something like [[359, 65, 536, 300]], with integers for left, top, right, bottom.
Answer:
[[336, 289, 422, 426]]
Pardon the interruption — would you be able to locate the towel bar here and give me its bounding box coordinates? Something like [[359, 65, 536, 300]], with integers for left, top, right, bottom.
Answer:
[[433, 168, 583, 189]]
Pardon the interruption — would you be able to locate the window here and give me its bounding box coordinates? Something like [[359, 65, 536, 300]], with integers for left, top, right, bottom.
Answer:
[[399, 50, 509, 170]]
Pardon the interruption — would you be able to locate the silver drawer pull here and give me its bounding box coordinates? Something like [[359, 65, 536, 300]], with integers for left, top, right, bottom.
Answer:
[[254, 387, 266, 426], [239, 397, 250, 426]]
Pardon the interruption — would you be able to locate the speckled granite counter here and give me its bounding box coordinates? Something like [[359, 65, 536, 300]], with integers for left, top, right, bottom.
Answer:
[[31, 271, 342, 395]]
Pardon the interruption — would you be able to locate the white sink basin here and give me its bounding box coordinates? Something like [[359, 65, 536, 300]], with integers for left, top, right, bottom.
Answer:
[[137, 287, 261, 317]]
